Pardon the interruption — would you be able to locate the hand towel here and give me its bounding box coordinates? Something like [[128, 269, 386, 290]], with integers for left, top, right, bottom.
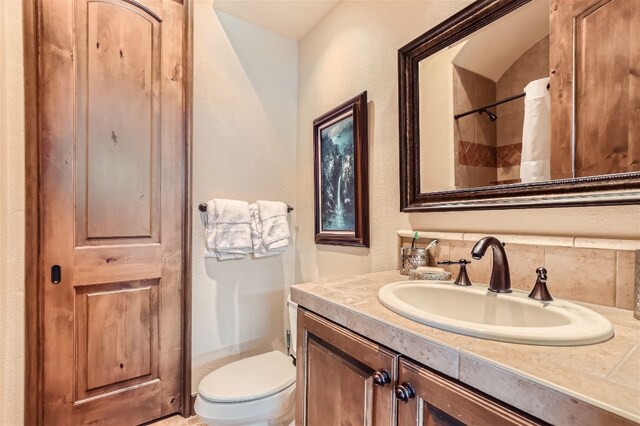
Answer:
[[256, 200, 290, 251], [520, 77, 551, 183], [204, 199, 252, 260], [204, 200, 217, 258], [249, 203, 284, 258]]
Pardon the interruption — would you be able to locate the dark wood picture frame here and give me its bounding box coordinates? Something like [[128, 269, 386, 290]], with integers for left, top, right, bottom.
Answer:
[[398, 0, 640, 212], [314, 92, 369, 247]]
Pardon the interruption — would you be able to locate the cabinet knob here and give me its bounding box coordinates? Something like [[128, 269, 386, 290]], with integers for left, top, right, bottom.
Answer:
[[372, 369, 391, 387], [395, 383, 416, 403]]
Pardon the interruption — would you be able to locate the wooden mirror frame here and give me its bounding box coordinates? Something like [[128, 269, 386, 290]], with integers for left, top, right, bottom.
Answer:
[[398, 0, 640, 212]]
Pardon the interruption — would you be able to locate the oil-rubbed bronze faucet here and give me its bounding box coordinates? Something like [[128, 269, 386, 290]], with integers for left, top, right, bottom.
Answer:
[[471, 236, 511, 293]]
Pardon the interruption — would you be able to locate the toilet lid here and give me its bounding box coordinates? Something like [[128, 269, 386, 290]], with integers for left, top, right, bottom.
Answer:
[[198, 351, 296, 403]]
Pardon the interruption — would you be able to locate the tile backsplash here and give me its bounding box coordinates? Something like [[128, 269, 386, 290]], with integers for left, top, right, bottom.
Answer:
[[399, 232, 639, 311]]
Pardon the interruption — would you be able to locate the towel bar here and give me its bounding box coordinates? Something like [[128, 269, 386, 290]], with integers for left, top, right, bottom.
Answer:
[[198, 203, 293, 213]]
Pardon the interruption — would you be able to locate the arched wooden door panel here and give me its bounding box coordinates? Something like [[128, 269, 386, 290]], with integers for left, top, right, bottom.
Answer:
[[38, 0, 186, 424]]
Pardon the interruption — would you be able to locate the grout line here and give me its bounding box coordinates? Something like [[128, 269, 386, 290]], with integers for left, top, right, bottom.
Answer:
[[605, 342, 639, 380]]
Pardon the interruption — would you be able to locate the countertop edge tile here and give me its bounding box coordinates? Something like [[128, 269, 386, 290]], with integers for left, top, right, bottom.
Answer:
[[458, 353, 638, 425]]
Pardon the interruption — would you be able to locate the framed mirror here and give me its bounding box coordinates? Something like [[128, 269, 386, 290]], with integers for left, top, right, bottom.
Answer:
[[399, 0, 640, 211]]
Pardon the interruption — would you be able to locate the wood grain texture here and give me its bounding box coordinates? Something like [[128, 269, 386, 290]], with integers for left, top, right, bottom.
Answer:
[[549, 0, 574, 180], [573, 0, 640, 177], [36, 0, 186, 424], [72, 244, 163, 285], [75, 0, 161, 244], [180, 0, 194, 417], [296, 308, 397, 426], [307, 339, 370, 425], [23, 0, 43, 424], [552, 0, 640, 179], [83, 284, 157, 391]]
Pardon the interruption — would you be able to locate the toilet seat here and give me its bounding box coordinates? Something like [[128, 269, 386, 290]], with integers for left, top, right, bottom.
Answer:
[[198, 351, 296, 403]]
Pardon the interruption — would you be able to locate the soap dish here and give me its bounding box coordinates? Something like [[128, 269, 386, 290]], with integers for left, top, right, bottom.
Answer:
[[408, 270, 452, 281]]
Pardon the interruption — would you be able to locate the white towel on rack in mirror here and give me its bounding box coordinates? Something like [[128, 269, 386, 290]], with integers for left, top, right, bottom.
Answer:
[[204, 199, 252, 260], [520, 77, 551, 183], [256, 200, 290, 252]]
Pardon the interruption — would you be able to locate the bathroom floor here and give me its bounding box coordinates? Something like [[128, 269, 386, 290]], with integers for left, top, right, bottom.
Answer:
[[148, 414, 206, 426]]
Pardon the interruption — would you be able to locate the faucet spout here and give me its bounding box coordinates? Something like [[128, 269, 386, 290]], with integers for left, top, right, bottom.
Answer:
[[471, 236, 511, 293]]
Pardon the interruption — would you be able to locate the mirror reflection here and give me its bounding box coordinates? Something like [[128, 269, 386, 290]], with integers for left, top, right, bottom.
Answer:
[[420, 0, 549, 191], [418, 0, 638, 192]]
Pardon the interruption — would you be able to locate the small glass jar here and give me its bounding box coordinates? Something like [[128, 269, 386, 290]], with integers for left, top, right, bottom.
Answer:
[[400, 247, 429, 275]]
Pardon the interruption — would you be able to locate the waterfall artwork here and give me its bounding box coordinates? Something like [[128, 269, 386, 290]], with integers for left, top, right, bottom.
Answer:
[[313, 91, 369, 247], [320, 114, 355, 232]]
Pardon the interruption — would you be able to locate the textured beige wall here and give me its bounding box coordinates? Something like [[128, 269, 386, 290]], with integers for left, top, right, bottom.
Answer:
[[0, 0, 25, 424], [191, 2, 298, 392], [296, 0, 640, 284]]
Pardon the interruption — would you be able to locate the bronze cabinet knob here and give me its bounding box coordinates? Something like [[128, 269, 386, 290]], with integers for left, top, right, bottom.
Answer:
[[372, 369, 391, 387], [394, 383, 416, 402]]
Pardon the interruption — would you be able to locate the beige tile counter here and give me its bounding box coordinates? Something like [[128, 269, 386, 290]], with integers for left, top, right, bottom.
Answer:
[[291, 271, 640, 425]]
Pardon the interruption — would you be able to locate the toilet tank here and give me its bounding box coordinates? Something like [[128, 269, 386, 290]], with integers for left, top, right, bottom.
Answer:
[[287, 295, 298, 357]]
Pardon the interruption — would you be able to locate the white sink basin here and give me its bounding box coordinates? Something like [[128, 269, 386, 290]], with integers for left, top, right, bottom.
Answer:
[[378, 281, 614, 346]]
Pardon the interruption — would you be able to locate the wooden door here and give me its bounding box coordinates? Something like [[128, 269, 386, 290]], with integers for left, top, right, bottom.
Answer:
[[550, 0, 640, 179], [396, 358, 540, 426], [39, 0, 185, 424], [296, 308, 398, 426]]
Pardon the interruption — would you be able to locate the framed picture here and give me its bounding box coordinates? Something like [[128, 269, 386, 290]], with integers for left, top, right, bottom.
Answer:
[[313, 91, 369, 247]]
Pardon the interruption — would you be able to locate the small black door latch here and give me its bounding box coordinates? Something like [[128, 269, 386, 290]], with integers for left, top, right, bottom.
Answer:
[[51, 265, 61, 284]]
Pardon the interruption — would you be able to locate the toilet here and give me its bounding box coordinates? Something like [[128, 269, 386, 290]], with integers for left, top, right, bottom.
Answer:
[[194, 296, 298, 426]]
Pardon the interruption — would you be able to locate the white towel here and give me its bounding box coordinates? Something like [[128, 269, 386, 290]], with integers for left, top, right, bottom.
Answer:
[[256, 200, 290, 252], [520, 77, 551, 183], [249, 203, 284, 258], [204, 199, 252, 260]]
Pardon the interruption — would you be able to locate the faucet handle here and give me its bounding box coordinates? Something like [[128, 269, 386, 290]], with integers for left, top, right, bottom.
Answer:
[[536, 267, 547, 280], [529, 266, 553, 301], [438, 259, 472, 286], [438, 259, 470, 266]]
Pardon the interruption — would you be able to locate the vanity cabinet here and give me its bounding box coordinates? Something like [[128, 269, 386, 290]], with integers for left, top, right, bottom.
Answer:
[[296, 308, 540, 426], [295, 308, 398, 425]]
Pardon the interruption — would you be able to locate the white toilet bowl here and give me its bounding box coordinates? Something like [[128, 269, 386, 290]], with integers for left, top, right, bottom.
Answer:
[[195, 297, 298, 426], [194, 350, 295, 426]]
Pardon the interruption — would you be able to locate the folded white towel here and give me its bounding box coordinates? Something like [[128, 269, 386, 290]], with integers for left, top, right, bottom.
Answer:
[[204, 199, 252, 260], [249, 203, 284, 258], [256, 200, 290, 251]]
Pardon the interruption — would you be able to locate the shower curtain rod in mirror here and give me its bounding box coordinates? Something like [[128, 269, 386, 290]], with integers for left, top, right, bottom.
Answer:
[[454, 83, 550, 120]]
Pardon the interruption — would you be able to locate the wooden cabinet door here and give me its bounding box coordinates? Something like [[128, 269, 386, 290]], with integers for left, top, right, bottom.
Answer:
[[39, 0, 185, 424], [550, 0, 640, 179], [396, 358, 539, 426], [296, 309, 398, 426]]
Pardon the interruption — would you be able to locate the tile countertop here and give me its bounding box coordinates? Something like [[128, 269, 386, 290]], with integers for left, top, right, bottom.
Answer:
[[291, 271, 640, 425]]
